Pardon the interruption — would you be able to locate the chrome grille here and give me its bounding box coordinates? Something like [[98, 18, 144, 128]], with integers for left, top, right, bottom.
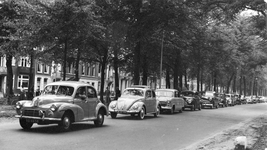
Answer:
[[23, 110, 40, 117]]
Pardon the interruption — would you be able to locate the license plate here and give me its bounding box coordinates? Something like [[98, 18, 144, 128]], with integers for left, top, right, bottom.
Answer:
[[26, 119, 39, 123]]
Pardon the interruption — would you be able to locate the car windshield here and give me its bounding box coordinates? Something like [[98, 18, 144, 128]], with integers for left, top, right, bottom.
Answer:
[[181, 92, 194, 97], [122, 89, 144, 97], [42, 85, 74, 96], [156, 91, 173, 97], [205, 92, 214, 97]]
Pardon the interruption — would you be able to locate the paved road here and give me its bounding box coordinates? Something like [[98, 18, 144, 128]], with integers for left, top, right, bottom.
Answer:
[[0, 103, 266, 150]]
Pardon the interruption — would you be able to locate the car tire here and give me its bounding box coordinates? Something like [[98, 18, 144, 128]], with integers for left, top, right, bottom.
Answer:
[[170, 107, 174, 114], [110, 112, 117, 119], [19, 118, 33, 130], [59, 112, 72, 131], [179, 108, 183, 113], [94, 110, 104, 127], [138, 107, 145, 120], [198, 104, 201, 110], [216, 104, 218, 109], [154, 106, 160, 117]]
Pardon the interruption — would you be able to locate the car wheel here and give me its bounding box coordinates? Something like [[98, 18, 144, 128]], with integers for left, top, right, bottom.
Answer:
[[59, 112, 72, 131], [191, 105, 195, 111], [170, 107, 174, 114], [94, 110, 104, 127], [110, 112, 117, 119], [198, 104, 201, 110], [138, 107, 145, 120], [19, 118, 33, 130], [182, 107, 185, 111], [154, 106, 160, 117], [216, 104, 218, 109], [179, 108, 183, 113]]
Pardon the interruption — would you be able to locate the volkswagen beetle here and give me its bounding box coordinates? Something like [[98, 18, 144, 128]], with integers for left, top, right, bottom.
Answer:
[[15, 81, 108, 131], [108, 85, 160, 120]]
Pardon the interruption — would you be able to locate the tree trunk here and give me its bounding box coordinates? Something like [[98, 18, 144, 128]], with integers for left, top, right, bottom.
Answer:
[[226, 73, 235, 93], [28, 53, 35, 99], [213, 71, 217, 92], [133, 41, 141, 85], [142, 52, 148, 85], [184, 68, 187, 89], [99, 48, 108, 103], [233, 75, 236, 93], [197, 64, 200, 92], [6, 54, 13, 102], [74, 49, 81, 81], [166, 67, 170, 88], [243, 76, 246, 96], [114, 43, 119, 88], [63, 39, 68, 81]]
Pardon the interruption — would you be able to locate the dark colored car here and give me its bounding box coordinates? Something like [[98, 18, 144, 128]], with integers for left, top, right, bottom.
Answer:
[[181, 91, 201, 111], [234, 94, 242, 105], [218, 93, 228, 107], [201, 91, 220, 109]]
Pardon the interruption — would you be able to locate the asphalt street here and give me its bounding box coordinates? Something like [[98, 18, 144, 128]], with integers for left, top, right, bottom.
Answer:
[[0, 103, 266, 150]]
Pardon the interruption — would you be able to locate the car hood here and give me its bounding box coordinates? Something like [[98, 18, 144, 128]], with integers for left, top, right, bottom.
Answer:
[[33, 95, 73, 106], [158, 97, 172, 102], [117, 96, 143, 110]]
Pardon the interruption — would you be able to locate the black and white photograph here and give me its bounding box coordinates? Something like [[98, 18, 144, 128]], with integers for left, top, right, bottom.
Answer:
[[0, 0, 267, 150]]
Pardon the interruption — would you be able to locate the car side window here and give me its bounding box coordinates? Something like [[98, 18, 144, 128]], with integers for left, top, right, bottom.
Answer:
[[152, 91, 156, 98], [87, 86, 96, 98], [76, 86, 86, 98], [146, 91, 152, 98]]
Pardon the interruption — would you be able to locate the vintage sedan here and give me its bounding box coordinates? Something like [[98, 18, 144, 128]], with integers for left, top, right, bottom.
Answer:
[[155, 89, 184, 114], [225, 93, 235, 106], [201, 91, 219, 109], [15, 81, 108, 131], [108, 85, 160, 120], [181, 91, 201, 111]]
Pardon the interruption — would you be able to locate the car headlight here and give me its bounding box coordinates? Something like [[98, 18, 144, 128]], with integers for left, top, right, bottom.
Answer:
[[187, 98, 193, 103], [131, 103, 139, 110], [50, 104, 58, 112], [167, 100, 171, 104], [15, 102, 22, 109], [110, 103, 117, 109]]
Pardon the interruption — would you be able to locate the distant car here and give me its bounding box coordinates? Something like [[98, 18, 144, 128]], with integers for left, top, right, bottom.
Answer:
[[251, 95, 258, 104], [15, 81, 108, 131], [234, 94, 242, 105], [218, 93, 228, 107], [246, 96, 253, 104], [181, 91, 201, 111], [240, 95, 247, 104], [201, 91, 220, 109], [156, 89, 184, 114], [108, 85, 160, 120], [225, 94, 235, 106]]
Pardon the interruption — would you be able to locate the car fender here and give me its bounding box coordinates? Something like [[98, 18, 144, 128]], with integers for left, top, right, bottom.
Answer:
[[95, 103, 108, 116], [58, 103, 84, 121], [134, 101, 146, 112]]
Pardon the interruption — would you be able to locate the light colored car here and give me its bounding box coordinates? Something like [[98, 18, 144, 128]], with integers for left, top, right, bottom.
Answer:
[[225, 93, 235, 106], [15, 81, 108, 131], [108, 85, 160, 120], [155, 89, 184, 114]]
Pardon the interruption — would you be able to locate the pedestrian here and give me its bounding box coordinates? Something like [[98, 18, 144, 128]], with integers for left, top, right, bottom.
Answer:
[[105, 87, 111, 106], [36, 86, 41, 96], [115, 87, 121, 100], [19, 89, 27, 100]]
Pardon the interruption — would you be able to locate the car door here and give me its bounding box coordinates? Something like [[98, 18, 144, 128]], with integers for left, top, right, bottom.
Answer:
[[74, 86, 90, 119], [87, 86, 98, 118], [145, 90, 153, 112]]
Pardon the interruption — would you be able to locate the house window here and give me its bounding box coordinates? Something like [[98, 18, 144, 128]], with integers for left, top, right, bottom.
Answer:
[[91, 64, 95, 76], [81, 64, 85, 75], [44, 78, 48, 86], [12, 57, 16, 66], [37, 63, 42, 73], [44, 65, 49, 74], [19, 57, 28, 67], [86, 63, 90, 76], [18, 75, 29, 89]]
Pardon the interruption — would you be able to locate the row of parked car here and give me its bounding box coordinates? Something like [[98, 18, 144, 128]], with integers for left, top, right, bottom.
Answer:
[[14, 81, 266, 131]]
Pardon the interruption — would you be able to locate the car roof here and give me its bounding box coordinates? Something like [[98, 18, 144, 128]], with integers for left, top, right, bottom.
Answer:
[[128, 85, 151, 89], [156, 89, 177, 92], [47, 81, 91, 88], [181, 90, 198, 93]]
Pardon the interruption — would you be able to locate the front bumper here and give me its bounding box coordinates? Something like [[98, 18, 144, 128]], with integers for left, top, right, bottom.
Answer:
[[109, 109, 140, 114], [15, 115, 61, 121], [202, 103, 213, 107], [160, 106, 172, 110]]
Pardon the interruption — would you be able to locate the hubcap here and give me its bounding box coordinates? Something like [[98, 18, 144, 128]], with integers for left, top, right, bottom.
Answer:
[[98, 114, 103, 123], [63, 117, 70, 129], [140, 109, 145, 119]]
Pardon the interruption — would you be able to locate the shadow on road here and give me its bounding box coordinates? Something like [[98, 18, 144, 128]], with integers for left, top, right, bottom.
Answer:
[[15, 123, 109, 134]]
